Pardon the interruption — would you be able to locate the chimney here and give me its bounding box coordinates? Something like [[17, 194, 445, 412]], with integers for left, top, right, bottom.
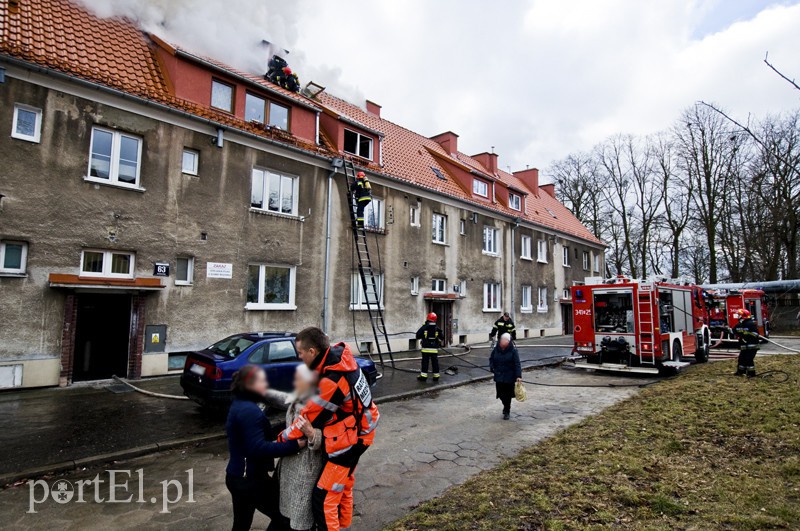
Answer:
[[540, 183, 556, 197], [513, 167, 540, 194], [430, 131, 459, 155], [365, 100, 381, 117], [471, 152, 498, 175]]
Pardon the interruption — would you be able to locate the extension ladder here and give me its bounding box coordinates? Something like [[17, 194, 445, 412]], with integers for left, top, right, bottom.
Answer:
[[637, 285, 657, 366]]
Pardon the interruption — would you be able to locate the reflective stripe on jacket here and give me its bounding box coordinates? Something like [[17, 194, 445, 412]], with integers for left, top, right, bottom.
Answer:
[[416, 322, 443, 354]]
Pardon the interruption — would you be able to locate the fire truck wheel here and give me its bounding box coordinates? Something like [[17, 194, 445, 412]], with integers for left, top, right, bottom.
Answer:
[[672, 340, 683, 362]]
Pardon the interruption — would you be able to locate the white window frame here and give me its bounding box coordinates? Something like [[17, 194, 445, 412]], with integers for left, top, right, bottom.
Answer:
[[211, 79, 234, 112], [521, 285, 533, 313], [0, 241, 28, 275], [181, 148, 199, 175], [246, 264, 297, 310], [459, 219, 466, 235], [483, 282, 502, 312], [537, 239, 548, 263], [562, 246, 570, 267], [410, 276, 420, 296], [175, 256, 194, 286], [537, 286, 549, 313], [11, 104, 42, 143], [509, 193, 521, 211], [343, 128, 373, 159], [520, 235, 532, 260], [483, 226, 500, 256], [350, 273, 384, 310], [79, 249, 135, 279], [582, 251, 590, 271], [458, 279, 467, 297], [563, 288, 572, 300], [431, 278, 447, 293], [473, 179, 489, 197], [86, 126, 143, 189], [410, 204, 420, 227], [432, 213, 447, 245], [364, 197, 385, 230], [250, 168, 299, 216], [594, 253, 602, 273]]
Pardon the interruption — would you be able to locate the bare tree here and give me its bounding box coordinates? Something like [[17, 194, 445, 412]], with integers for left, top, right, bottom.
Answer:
[[652, 132, 692, 278]]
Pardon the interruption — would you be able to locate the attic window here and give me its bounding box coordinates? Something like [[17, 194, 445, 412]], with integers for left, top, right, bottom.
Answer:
[[344, 129, 372, 159], [431, 167, 447, 180], [509, 193, 521, 211], [545, 208, 557, 219], [472, 179, 489, 197], [211, 79, 234, 112]]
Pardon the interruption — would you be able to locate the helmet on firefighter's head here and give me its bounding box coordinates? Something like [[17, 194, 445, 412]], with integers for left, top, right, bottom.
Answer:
[[426, 312, 438, 323], [282, 66, 292, 75], [737, 309, 752, 320], [356, 171, 366, 180]]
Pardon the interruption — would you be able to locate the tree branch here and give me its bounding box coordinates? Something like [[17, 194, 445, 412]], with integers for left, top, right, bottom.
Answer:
[[765, 52, 800, 92]]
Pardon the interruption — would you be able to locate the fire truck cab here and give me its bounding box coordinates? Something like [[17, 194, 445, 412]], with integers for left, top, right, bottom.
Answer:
[[706, 289, 769, 342], [571, 276, 711, 374]]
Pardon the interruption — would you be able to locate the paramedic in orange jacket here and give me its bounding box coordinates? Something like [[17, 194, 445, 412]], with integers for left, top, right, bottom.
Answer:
[[278, 327, 379, 531]]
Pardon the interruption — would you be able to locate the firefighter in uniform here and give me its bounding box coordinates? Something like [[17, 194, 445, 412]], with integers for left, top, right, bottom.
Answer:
[[351, 171, 372, 227], [732, 309, 760, 377], [490, 312, 517, 342], [416, 312, 444, 381], [279, 327, 379, 531]]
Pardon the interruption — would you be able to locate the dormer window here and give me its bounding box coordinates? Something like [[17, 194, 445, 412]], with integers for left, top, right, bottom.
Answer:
[[245, 93, 266, 123], [344, 129, 373, 159], [509, 193, 521, 211], [211, 79, 234, 112], [245, 93, 290, 130], [473, 179, 489, 197]]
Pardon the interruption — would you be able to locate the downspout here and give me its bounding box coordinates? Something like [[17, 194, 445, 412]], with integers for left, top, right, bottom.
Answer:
[[315, 112, 320, 145], [510, 218, 520, 320], [322, 167, 337, 334]]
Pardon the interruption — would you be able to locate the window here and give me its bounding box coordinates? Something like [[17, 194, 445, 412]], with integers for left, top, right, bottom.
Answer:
[[509, 193, 521, 211], [537, 287, 549, 312], [483, 282, 501, 311], [583, 251, 590, 271], [562, 246, 570, 267], [521, 285, 533, 313], [251, 168, 298, 216], [175, 257, 194, 286], [520, 235, 532, 260], [410, 276, 419, 295], [458, 279, 467, 297], [0, 241, 28, 275], [483, 226, 500, 255], [594, 254, 601, 273], [459, 219, 466, 235], [248, 340, 298, 363], [181, 149, 199, 175], [246, 264, 296, 310], [268, 102, 289, 130], [350, 273, 384, 310], [537, 239, 548, 263], [88, 127, 143, 188], [410, 204, 420, 227], [432, 278, 447, 293], [12, 104, 42, 143], [473, 179, 489, 197], [80, 250, 134, 278], [364, 198, 384, 230], [211, 80, 234, 112], [245, 93, 265, 123], [563, 288, 571, 300], [343, 129, 373, 159], [432, 213, 447, 244]]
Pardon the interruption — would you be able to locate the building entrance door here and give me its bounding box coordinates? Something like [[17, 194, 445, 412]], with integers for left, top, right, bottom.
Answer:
[[428, 300, 453, 346], [73, 294, 131, 381], [561, 302, 573, 336]]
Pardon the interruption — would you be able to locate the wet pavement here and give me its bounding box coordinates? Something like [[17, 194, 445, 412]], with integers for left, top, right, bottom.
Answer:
[[0, 336, 575, 482]]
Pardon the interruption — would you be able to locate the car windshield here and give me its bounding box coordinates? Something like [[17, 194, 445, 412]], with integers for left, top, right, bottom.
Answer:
[[206, 336, 255, 358]]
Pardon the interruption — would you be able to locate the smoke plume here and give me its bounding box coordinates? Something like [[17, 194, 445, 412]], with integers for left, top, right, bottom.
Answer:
[[76, 0, 364, 104]]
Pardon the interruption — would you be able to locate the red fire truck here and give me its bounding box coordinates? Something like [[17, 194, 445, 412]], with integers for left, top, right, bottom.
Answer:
[[571, 276, 711, 374], [706, 288, 770, 342]]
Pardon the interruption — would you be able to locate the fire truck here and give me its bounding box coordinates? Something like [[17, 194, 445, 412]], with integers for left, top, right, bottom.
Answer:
[[570, 276, 711, 374], [706, 288, 769, 342]]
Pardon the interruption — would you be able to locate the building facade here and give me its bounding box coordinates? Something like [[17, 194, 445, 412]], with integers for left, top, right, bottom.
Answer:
[[0, 0, 603, 389]]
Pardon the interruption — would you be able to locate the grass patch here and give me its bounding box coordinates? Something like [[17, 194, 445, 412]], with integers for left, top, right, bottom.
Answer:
[[387, 355, 800, 530]]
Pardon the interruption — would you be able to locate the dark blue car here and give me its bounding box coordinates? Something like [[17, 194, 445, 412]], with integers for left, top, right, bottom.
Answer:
[[180, 332, 379, 408]]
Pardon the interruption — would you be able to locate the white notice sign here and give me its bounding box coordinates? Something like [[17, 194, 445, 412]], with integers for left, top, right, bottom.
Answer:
[[206, 262, 233, 279]]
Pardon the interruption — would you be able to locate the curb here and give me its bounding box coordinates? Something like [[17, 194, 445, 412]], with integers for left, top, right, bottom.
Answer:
[[1, 358, 564, 487]]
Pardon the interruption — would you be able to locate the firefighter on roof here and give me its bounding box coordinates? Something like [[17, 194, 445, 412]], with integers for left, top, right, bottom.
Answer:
[[351, 171, 372, 228], [490, 312, 516, 342], [416, 312, 444, 381], [732, 309, 760, 377]]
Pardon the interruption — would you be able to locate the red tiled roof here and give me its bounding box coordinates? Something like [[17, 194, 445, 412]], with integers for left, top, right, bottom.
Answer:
[[0, 0, 332, 157], [317, 92, 602, 245]]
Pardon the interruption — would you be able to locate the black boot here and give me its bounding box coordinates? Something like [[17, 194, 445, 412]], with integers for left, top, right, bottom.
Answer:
[[734, 366, 746, 377], [746, 367, 757, 378]]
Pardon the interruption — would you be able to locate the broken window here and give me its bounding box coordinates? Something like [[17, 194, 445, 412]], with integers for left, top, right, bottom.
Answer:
[[343, 129, 372, 159]]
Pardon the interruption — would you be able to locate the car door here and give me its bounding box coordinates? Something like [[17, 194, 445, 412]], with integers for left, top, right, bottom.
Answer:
[[261, 339, 300, 392]]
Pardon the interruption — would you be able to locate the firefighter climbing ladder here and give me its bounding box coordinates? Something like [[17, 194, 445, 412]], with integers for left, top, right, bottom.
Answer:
[[342, 159, 394, 367], [637, 286, 656, 366]]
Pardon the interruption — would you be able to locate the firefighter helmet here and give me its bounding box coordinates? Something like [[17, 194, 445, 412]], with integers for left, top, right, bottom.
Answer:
[[356, 171, 366, 179], [426, 312, 438, 322], [737, 309, 752, 320]]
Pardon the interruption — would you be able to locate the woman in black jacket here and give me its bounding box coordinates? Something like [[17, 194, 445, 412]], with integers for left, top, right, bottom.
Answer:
[[489, 333, 522, 420], [225, 365, 305, 531]]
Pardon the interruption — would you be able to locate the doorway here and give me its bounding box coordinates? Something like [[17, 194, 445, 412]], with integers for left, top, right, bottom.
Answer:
[[561, 303, 573, 336], [73, 294, 132, 381], [428, 300, 453, 346]]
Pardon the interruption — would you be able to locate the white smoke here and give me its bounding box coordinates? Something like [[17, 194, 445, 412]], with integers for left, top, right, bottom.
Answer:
[[76, 0, 364, 105]]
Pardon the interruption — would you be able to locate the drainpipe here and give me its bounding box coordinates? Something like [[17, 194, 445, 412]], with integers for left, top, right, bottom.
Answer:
[[322, 159, 344, 333], [510, 218, 520, 320], [315, 112, 320, 145]]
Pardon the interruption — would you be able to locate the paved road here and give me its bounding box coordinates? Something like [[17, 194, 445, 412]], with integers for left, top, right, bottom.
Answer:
[[0, 366, 651, 530]]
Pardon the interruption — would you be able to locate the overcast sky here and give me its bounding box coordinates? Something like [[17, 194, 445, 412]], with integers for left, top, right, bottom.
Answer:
[[292, 0, 800, 175]]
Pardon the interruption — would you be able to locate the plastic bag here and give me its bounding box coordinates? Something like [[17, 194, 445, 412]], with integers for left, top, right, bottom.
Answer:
[[514, 381, 527, 402]]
